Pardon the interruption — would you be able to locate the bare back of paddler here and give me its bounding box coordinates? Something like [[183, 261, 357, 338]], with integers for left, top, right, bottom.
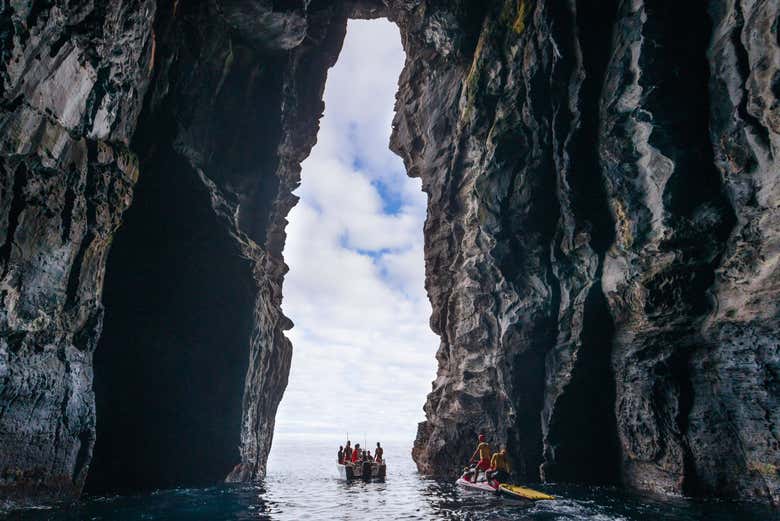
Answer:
[[487, 448, 511, 483], [468, 434, 491, 482]]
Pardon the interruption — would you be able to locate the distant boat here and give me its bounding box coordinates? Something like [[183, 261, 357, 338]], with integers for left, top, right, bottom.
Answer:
[[337, 459, 387, 480]]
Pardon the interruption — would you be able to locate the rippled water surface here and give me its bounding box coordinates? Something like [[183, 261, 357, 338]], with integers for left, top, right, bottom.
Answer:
[[3, 441, 777, 520]]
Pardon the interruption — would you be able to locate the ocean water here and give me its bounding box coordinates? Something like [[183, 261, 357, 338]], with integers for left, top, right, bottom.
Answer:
[[3, 440, 777, 520]]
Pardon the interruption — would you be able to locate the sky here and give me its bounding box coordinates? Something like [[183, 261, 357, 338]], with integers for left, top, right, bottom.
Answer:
[[272, 19, 439, 445]]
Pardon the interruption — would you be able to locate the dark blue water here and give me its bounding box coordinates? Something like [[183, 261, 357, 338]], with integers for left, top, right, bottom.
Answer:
[[2, 441, 777, 520]]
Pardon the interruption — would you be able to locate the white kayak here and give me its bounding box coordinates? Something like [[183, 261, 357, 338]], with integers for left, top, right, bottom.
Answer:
[[455, 476, 499, 494]]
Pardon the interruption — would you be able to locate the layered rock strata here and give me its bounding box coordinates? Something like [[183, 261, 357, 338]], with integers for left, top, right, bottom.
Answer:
[[408, 0, 779, 504], [0, 0, 154, 501], [0, 0, 777, 506]]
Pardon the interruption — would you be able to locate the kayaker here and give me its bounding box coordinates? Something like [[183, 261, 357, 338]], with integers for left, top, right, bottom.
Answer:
[[468, 434, 492, 482], [375, 442, 383, 462], [487, 447, 511, 483], [365, 450, 373, 462], [338, 446, 344, 464], [352, 443, 362, 463], [344, 441, 353, 463]]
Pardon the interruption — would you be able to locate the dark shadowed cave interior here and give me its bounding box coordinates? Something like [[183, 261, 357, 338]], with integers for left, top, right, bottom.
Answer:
[[83, 0, 296, 491], [85, 141, 256, 493]]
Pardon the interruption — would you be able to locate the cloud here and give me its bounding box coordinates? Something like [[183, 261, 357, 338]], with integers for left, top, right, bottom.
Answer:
[[273, 19, 438, 444]]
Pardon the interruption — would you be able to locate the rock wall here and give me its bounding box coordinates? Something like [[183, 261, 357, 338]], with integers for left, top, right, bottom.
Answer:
[[0, 0, 777, 506], [91, 0, 350, 490], [693, 0, 780, 500], [401, 0, 623, 485], [0, 0, 154, 501], [406, 0, 779, 504]]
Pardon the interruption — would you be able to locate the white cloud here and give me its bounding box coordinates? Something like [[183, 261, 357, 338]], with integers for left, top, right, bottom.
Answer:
[[272, 19, 438, 445]]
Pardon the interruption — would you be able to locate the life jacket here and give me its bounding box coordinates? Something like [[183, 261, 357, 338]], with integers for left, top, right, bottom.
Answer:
[[352, 449, 361, 462], [375, 447, 383, 461], [344, 447, 352, 461]]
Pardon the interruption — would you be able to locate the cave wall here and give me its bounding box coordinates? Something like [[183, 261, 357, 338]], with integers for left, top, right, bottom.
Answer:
[[401, 0, 779, 504], [0, 0, 778, 506], [692, 0, 780, 499], [89, 0, 352, 489], [0, 0, 154, 501]]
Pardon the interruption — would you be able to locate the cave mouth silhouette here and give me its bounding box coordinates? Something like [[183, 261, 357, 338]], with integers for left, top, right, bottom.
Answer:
[[271, 18, 434, 450], [85, 11, 417, 494], [85, 137, 258, 494]]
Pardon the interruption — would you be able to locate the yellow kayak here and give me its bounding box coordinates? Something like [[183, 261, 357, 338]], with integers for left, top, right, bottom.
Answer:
[[498, 483, 555, 501]]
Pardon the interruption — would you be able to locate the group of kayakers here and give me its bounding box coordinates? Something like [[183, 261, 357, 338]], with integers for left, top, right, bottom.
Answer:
[[457, 433, 556, 501], [465, 433, 511, 483], [336, 433, 508, 483], [338, 440, 384, 465]]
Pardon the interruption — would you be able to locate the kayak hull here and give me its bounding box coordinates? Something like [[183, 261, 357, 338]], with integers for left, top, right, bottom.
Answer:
[[456, 474, 554, 502], [455, 477, 498, 493], [498, 483, 555, 501], [337, 462, 386, 481]]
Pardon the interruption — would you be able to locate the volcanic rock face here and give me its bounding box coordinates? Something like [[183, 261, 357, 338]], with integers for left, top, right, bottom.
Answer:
[[406, 0, 779, 503], [0, 0, 154, 500], [0, 0, 777, 506]]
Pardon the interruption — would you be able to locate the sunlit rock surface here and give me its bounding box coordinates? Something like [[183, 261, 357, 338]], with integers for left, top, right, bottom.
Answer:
[[0, 0, 777, 505]]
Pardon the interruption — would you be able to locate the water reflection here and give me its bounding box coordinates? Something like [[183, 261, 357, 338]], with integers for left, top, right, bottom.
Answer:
[[3, 441, 778, 521], [4, 481, 777, 521]]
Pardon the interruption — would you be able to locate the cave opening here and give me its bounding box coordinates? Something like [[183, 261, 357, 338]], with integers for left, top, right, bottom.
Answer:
[[84, 0, 290, 491], [85, 8, 435, 493], [541, 0, 622, 486], [271, 17, 437, 451], [84, 137, 258, 494]]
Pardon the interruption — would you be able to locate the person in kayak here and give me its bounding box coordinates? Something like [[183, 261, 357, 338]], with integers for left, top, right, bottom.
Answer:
[[344, 441, 353, 463], [468, 434, 492, 482], [375, 442, 384, 462], [365, 450, 372, 462], [487, 447, 511, 483], [338, 446, 344, 464]]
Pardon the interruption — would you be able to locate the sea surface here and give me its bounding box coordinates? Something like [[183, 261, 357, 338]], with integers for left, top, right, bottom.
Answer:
[[2, 440, 777, 520]]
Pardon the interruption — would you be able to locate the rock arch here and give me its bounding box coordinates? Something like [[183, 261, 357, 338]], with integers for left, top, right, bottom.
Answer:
[[0, 0, 777, 505]]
